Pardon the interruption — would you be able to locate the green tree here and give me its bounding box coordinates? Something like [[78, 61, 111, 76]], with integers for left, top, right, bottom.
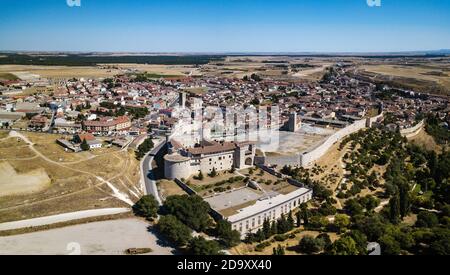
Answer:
[[187, 237, 223, 255], [195, 171, 204, 181], [316, 233, 332, 251], [273, 245, 285, 255], [250, 73, 262, 82], [334, 214, 351, 234], [215, 220, 241, 248], [136, 138, 154, 160], [80, 139, 90, 151], [298, 235, 324, 254], [308, 215, 328, 230], [164, 195, 212, 232], [262, 219, 272, 237], [296, 212, 302, 227], [344, 230, 368, 255], [344, 199, 364, 216], [328, 236, 359, 255], [398, 183, 411, 218], [299, 203, 311, 225], [157, 215, 192, 247], [287, 211, 295, 229], [389, 194, 401, 224], [355, 215, 386, 242], [270, 221, 278, 236], [209, 167, 218, 178], [379, 234, 401, 255], [132, 195, 159, 220], [415, 211, 439, 228]]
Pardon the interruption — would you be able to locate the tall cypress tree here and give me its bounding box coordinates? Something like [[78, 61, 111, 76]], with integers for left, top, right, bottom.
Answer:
[[389, 193, 401, 224], [262, 219, 271, 238], [296, 212, 302, 227], [287, 211, 295, 229], [398, 183, 411, 218]]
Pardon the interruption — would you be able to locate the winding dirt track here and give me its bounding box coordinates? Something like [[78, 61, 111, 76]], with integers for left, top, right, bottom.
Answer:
[[0, 131, 136, 213]]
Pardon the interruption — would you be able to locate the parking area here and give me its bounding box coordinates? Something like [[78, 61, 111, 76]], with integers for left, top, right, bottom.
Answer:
[[0, 218, 175, 255]]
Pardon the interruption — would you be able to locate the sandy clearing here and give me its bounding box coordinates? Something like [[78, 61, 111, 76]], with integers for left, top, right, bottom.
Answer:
[[0, 218, 175, 255], [0, 161, 50, 197]]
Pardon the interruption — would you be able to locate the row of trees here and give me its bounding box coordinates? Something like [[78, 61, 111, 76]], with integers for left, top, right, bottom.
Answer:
[[153, 194, 241, 254], [133, 194, 241, 255], [135, 138, 154, 160], [98, 102, 149, 119], [244, 212, 296, 244]]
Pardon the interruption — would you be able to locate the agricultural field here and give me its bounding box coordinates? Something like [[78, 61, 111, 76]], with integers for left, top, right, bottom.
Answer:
[[0, 65, 121, 80], [199, 56, 333, 81], [0, 72, 19, 81], [358, 60, 450, 95], [109, 64, 202, 77]]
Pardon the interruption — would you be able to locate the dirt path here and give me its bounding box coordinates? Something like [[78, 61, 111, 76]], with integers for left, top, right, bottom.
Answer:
[[4, 131, 135, 207]]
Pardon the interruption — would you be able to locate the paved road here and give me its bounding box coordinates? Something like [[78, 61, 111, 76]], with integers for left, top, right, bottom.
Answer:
[[141, 140, 166, 205], [0, 208, 130, 231]]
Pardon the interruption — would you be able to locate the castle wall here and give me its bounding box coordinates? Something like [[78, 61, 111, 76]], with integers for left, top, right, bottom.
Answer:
[[299, 113, 384, 168], [400, 120, 425, 138], [197, 152, 234, 174], [164, 158, 192, 180]]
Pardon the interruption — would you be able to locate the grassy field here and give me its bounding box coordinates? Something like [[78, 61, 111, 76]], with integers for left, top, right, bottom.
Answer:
[[199, 56, 333, 81], [0, 72, 19, 81], [0, 131, 142, 223], [115, 64, 200, 76], [408, 127, 444, 153], [157, 179, 186, 199]]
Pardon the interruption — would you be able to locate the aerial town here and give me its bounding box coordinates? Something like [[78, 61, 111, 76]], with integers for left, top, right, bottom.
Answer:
[[0, 53, 449, 256], [0, 0, 449, 260]]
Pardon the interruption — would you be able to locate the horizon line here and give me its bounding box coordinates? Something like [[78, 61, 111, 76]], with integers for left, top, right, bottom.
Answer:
[[1, 49, 449, 56]]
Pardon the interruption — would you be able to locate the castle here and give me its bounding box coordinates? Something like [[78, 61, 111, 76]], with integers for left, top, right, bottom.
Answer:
[[164, 139, 256, 180]]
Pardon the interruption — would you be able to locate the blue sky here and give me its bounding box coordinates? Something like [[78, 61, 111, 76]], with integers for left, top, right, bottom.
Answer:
[[0, 0, 449, 52]]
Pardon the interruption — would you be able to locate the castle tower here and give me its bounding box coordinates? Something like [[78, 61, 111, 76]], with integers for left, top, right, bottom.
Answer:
[[179, 92, 187, 109], [288, 112, 299, 132]]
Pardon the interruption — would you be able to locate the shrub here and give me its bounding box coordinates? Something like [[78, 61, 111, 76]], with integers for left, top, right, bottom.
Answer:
[[274, 234, 289, 242], [255, 241, 271, 252]]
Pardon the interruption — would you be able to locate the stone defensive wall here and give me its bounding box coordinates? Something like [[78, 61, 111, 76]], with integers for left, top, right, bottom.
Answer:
[[299, 113, 384, 168], [400, 120, 425, 138]]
